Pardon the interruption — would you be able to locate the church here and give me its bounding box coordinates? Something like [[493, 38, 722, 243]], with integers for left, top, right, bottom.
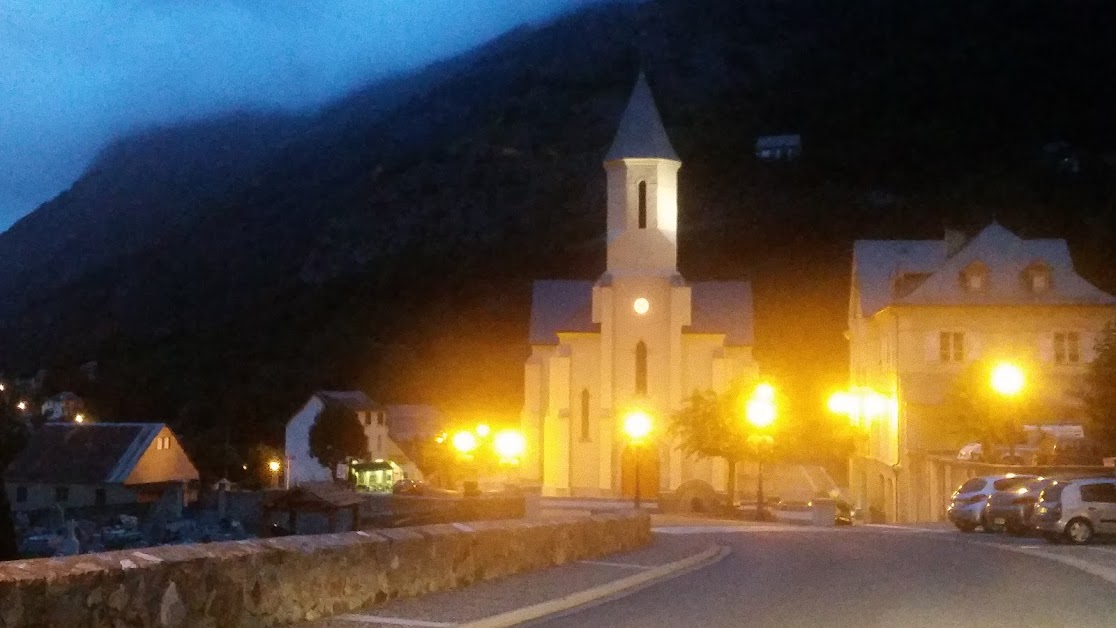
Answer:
[[520, 75, 759, 499]]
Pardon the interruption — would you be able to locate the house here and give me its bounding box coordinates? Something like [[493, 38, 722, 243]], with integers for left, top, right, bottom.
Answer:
[[755, 134, 801, 161], [4, 423, 199, 513], [284, 391, 423, 490], [521, 74, 760, 498], [846, 223, 1116, 522], [40, 391, 85, 421]]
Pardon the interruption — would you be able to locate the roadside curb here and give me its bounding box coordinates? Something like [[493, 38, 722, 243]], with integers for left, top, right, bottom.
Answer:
[[459, 544, 730, 628]]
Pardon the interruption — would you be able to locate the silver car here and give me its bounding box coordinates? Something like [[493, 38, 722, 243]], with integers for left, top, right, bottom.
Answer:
[[1033, 478, 1116, 544], [947, 474, 1037, 532]]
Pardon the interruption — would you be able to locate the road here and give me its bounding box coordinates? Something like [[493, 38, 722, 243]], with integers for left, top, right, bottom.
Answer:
[[534, 525, 1116, 627]]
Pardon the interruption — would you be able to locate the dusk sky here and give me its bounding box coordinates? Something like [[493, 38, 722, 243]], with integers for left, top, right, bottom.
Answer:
[[0, 0, 584, 232]]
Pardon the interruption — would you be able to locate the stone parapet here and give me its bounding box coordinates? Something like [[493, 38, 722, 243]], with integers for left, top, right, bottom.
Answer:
[[0, 511, 650, 627]]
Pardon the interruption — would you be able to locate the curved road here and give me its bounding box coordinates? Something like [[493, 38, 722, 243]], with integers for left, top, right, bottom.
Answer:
[[535, 527, 1116, 627]]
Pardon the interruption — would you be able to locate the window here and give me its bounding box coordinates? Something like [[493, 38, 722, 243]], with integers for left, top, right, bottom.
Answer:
[[635, 341, 647, 396], [1054, 332, 1081, 364], [377, 412, 385, 426], [376, 435, 383, 452], [95, 488, 106, 507], [958, 478, 987, 494], [580, 389, 591, 441], [961, 262, 987, 292], [1079, 483, 1116, 504], [637, 181, 647, 229], [1032, 273, 1049, 291], [939, 332, 964, 362], [966, 273, 983, 290], [15, 486, 26, 503], [55, 486, 69, 503], [362, 412, 372, 426]]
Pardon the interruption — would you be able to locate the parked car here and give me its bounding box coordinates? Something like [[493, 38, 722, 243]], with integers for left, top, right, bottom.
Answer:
[[947, 474, 1037, 532], [1033, 477, 1116, 544], [983, 477, 1054, 535]]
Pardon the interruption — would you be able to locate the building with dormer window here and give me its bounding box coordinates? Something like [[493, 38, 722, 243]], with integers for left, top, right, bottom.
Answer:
[[847, 223, 1116, 522], [520, 75, 759, 499]]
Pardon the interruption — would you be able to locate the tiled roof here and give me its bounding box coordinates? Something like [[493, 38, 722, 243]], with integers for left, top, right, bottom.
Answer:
[[604, 73, 679, 162], [528, 280, 597, 344], [687, 281, 755, 346], [316, 391, 380, 413], [853, 223, 1116, 318], [4, 423, 162, 484]]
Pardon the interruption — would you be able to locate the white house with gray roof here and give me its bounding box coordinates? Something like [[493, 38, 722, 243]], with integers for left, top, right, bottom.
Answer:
[[521, 74, 759, 499], [847, 223, 1116, 522]]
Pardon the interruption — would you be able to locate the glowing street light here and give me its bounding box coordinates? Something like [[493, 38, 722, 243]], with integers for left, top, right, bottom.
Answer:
[[16, 400, 27, 412], [475, 423, 491, 438], [745, 383, 777, 521], [623, 410, 653, 508], [991, 362, 1025, 397], [452, 430, 479, 456], [493, 429, 527, 464], [268, 459, 281, 488], [991, 362, 1026, 462], [74, 413, 85, 424]]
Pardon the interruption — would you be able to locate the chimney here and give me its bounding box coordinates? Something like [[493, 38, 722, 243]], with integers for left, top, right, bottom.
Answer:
[[945, 229, 967, 257]]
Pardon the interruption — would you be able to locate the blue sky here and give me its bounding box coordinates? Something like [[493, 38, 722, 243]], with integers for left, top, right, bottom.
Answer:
[[0, 0, 585, 232]]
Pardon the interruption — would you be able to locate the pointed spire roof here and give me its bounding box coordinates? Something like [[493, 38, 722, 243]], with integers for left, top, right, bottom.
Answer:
[[604, 73, 679, 162]]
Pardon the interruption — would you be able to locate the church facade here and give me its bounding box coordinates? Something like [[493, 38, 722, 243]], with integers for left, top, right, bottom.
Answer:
[[520, 75, 759, 498]]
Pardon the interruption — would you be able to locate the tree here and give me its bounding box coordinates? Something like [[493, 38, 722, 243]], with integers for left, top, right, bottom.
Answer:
[[943, 359, 1033, 460], [1084, 322, 1116, 453], [669, 387, 757, 508], [308, 404, 368, 480], [0, 407, 30, 561]]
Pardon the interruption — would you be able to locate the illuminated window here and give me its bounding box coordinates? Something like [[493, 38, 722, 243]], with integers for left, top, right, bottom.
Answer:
[[939, 332, 964, 362], [637, 181, 647, 229], [635, 341, 648, 395], [961, 261, 987, 292], [580, 389, 591, 441], [1054, 332, 1081, 364]]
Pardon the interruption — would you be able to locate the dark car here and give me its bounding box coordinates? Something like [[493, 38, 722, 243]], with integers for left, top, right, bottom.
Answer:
[[984, 477, 1054, 535], [392, 479, 427, 495]]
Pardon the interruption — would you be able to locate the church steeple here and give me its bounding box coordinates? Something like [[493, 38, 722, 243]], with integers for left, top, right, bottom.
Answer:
[[605, 73, 679, 162], [603, 73, 681, 277]]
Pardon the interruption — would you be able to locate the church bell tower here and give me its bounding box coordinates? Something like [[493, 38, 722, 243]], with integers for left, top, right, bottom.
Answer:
[[603, 73, 681, 277]]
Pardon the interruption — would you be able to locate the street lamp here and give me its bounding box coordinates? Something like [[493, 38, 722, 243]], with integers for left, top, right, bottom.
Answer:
[[268, 459, 281, 488], [452, 430, 479, 456], [746, 383, 777, 521], [74, 413, 85, 424], [623, 410, 653, 509], [991, 362, 1025, 462]]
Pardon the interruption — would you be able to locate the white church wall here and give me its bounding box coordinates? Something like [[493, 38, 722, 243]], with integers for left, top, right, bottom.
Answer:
[[542, 352, 572, 496], [285, 396, 332, 487], [562, 333, 603, 495]]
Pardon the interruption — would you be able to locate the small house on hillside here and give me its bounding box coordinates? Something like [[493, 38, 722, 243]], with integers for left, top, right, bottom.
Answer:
[[41, 391, 85, 421], [4, 423, 199, 512], [284, 391, 422, 491], [755, 134, 802, 161]]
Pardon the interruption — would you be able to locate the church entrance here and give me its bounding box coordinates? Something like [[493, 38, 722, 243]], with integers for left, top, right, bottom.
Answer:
[[620, 444, 660, 499]]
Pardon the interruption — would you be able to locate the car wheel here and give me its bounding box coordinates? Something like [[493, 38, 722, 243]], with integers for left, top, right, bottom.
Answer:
[[1064, 518, 1094, 545], [954, 522, 976, 533], [979, 513, 996, 533]]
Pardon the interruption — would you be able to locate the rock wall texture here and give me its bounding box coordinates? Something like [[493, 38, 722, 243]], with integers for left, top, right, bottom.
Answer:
[[0, 511, 650, 627]]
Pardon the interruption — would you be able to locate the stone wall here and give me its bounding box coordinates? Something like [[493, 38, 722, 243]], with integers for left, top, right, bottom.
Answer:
[[0, 511, 650, 627]]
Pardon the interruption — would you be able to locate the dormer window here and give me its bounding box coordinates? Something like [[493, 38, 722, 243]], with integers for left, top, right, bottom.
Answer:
[[960, 261, 988, 292], [1024, 262, 1052, 293]]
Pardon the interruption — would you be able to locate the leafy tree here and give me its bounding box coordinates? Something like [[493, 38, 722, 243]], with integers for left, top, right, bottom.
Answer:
[[943, 359, 1033, 459], [1084, 322, 1116, 452], [308, 404, 368, 480], [0, 406, 30, 561], [669, 387, 761, 507]]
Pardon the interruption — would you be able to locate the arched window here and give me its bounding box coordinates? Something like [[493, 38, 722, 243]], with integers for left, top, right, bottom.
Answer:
[[580, 389, 591, 441], [637, 181, 647, 229], [635, 341, 647, 396]]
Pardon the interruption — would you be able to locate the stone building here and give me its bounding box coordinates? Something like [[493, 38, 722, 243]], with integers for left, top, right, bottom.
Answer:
[[847, 223, 1116, 522], [521, 75, 759, 498]]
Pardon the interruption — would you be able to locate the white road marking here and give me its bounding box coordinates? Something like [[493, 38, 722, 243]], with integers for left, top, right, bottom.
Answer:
[[333, 615, 456, 627], [451, 523, 473, 533], [976, 542, 1116, 587], [578, 560, 652, 570], [862, 524, 952, 534]]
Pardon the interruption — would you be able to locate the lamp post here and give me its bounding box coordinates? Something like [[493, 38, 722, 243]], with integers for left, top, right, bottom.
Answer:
[[746, 383, 776, 522], [623, 410, 653, 509], [494, 429, 526, 487], [268, 459, 281, 489], [990, 362, 1025, 462]]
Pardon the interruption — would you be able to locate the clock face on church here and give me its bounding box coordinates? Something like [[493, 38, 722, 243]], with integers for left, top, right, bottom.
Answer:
[[633, 297, 650, 315]]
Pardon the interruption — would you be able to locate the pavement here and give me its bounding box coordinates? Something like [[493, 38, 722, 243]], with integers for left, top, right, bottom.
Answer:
[[301, 514, 1116, 627]]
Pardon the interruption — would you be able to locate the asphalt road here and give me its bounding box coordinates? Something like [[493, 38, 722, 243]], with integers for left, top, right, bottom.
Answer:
[[534, 527, 1116, 628]]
